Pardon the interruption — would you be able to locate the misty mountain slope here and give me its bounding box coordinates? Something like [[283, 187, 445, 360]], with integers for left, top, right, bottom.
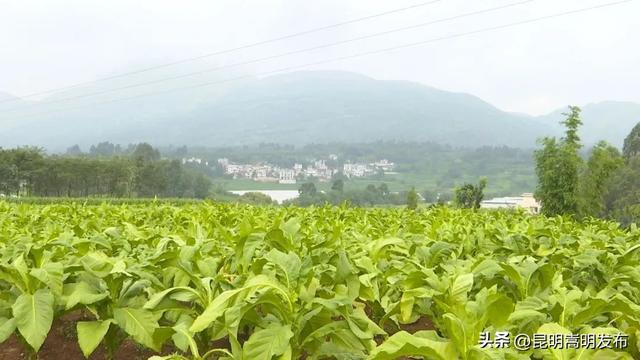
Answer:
[[0, 92, 19, 102], [144, 71, 552, 147], [0, 71, 637, 150], [0, 70, 248, 149], [0, 92, 34, 132], [539, 101, 640, 148]]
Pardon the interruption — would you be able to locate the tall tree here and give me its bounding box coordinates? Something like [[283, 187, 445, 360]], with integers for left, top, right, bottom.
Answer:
[[331, 179, 344, 192], [454, 178, 487, 209], [406, 187, 418, 210], [11, 147, 45, 196], [561, 106, 583, 148], [602, 122, 640, 225], [578, 141, 623, 218], [623, 122, 640, 160], [65, 144, 83, 156], [604, 157, 640, 226], [132, 143, 161, 163], [192, 173, 212, 199], [535, 106, 583, 216], [299, 182, 317, 197], [0, 150, 18, 195], [89, 142, 116, 157]]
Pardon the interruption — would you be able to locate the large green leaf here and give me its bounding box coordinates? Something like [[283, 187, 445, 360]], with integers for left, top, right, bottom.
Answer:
[[171, 315, 200, 357], [242, 323, 293, 360], [368, 331, 458, 360], [485, 293, 514, 328], [280, 217, 301, 240], [318, 328, 367, 357], [443, 313, 470, 357], [62, 282, 109, 310], [144, 287, 201, 310], [81, 252, 115, 278], [29, 262, 64, 295], [77, 320, 112, 358], [0, 317, 16, 343], [399, 288, 432, 323], [191, 275, 291, 333], [236, 233, 264, 270], [190, 288, 240, 333], [534, 323, 575, 360], [264, 249, 302, 288], [12, 289, 54, 351], [450, 273, 474, 304], [113, 307, 161, 351]]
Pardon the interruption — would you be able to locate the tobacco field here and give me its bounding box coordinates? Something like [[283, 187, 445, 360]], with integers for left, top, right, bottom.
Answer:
[[0, 201, 639, 359]]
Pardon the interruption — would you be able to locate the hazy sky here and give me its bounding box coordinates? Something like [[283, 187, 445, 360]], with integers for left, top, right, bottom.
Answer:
[[1, 0, 638, 115]]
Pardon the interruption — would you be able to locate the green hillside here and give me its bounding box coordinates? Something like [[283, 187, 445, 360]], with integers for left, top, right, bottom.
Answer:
[[0, 71, 637, 150]]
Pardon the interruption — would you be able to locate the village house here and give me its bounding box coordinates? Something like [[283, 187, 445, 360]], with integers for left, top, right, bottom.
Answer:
[[216, 156, 393, 182], [480, 193, 541, 214]]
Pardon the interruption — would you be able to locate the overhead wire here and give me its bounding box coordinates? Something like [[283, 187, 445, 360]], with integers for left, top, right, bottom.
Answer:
[[2, 0, 633, 122], [0, 0, 536, 113], [0, 0, 444, 104]]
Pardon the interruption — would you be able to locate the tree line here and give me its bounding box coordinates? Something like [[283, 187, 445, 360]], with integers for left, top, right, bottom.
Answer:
[[535, 106, 639, 225], [290, 181, 409, 207], [0, 143, 211, 199]]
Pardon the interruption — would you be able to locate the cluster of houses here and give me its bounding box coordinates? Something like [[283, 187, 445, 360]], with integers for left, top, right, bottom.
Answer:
[[214, 157, 395, 184], [343, 159, 395, 177], [182, 155, 541, 213], [181, 157, 209, 166]]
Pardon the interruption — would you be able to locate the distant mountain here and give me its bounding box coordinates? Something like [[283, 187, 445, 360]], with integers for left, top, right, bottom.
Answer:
[[539, 101, 640, 148], [0, 92, 29, 132], [0, 71, 637, 150], [0, 92, 20, 102], [144, 71, 553, 148]]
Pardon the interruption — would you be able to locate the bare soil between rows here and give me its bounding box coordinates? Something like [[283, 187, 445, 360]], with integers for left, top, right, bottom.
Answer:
[[0, 312, 176, 360], [0, 311, 435, 359]]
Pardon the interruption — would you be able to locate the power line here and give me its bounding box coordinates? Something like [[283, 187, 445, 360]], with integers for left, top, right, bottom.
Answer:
[[0, 0, 444, 104], [3, 0, 633, 122], [0, 0, 536, 114], [2, 1, 535, 112]]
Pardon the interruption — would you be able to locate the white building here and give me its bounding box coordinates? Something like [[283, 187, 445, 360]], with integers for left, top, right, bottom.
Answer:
[[225, 164, 244, 175], [182, 157, 208, 166], [371, 159, 395, 172], [255, 168, 268, 179], [314, 160, 327, 170], [278, 169, 296, 184], [481, 193, 541, 214], [343, 163, 370, 178]]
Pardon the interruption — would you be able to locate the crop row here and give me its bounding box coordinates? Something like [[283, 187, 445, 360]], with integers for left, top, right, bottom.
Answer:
[[0, 201, 639, 359]]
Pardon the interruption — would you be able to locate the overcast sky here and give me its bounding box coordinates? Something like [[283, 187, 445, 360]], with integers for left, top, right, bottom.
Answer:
[[1, 0, 638, 115]]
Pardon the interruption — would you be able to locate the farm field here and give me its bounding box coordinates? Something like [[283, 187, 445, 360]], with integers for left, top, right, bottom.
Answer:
[[212, 170, 534, 199], [0, 201, 639, 359]]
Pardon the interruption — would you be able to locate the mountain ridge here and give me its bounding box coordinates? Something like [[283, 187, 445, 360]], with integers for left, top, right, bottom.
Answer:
[[0, 71, 637, 150], [0, 92, 20, 102]]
